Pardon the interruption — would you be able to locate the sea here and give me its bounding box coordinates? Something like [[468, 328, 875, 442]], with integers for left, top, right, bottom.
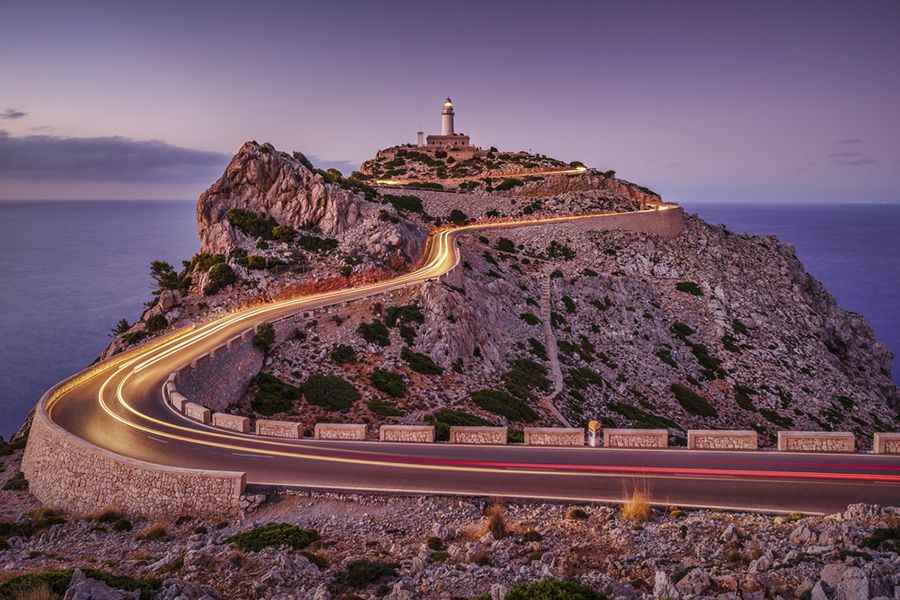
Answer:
[[1, 200, 898, 438]]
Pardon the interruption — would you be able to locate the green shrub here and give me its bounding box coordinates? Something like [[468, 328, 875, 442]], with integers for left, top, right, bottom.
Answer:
[[298, 234, 338, 253], [2, 472, 27, 491], [528, 337, 548, 360], [669, 322, 695, 338], [370, 369, 407, 397], [655, 347, 677, 368], [384, 304, 425, 327], [252, 372, 299, 415], [505, 578, 605, 600], [253, 323, 275, 353], [562, 296, 576, 313], [688, 342, 721, 372], [675, 281, 704, 296], [383, 194, 424, 213], [732, 318, 749, 335], [734, 385, 757, 411], [448, 209, 468, 225], [204, 263, 236, 295], [565, 507, 589, 521], [401, 347, 443, 375], [760, 408, 794, 428], [272, 224, 296, 242], [227, 209, 279, 240], [520, 312, 542, 326], [228, 523, 319, 552], [144, 314, 168, 334], [330, 344, 358, 364], [471, 389, 538, 422], [503, 358, 551, 401], [671, 384, 718, 417], [367, 398, 403, 417], [0, 569, 160, 600], [301, 374, 360, 411], [357, 319, 390, 346], [721, 334, 740, 353], [111, 318, 131, 337], [564, 367, 604, 390], [332, 559, 397, 589], [547, 241, 576, 260], [496, 237, 516, 253], [149, 260, 183, 291], [495, 177, 524, 191], [609, 403, 682, 431], [861, 527, 900, 552]]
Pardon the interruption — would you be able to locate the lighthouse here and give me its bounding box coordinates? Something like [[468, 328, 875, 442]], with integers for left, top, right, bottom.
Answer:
[[441, 97, 455, 135]]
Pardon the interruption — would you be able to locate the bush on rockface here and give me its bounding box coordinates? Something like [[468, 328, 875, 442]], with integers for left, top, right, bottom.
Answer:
[[675, 281, 704, 296], [0, 568, 160, 600], [144, 314, 168, 334], [331, 559, 397, 590], [520, 312, 542, 326], [253, 323, 275, 353], [471, 389, 538, 422], [252, 373, 299, 416], [448, 209, 468, 225], [330, 344, 358, 364], [301, 374, 360, 411], [671, 384, 718, 417], [357, 319, 390, 346], [227, 523, 319, 552], [204, 263, 236, 295], [370, 368, 407, 397], [425, 409, 492, 441], [366, 398, 403, 417], [383, 194, 424, 214], [400, 347, 443, 375]]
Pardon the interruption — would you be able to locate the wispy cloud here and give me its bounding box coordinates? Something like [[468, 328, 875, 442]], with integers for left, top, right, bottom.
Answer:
[[831, 157, 877, 167], [0, 108, 27, 120], [828, 151, 863, 158], [836, 138, 863, 145], [0, 131, 229, 183]]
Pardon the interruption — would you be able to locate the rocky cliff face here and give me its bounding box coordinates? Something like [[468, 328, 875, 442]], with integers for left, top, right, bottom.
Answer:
[[197, 141, 425, 262]]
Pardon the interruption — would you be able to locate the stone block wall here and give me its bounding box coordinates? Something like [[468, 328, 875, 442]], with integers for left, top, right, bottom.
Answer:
[[524, 427, 585, 446], [168, 391, 186, 412], [777, 431, 855, 453], [212, 413, 250, 433], [315, 423, 367, 440], [604, 428, 668, 449], [449, 426, 507, 445], [174, 329, 263, 412], [22, 404, 245, 519], [256, 419, 303, 439], [873, 433, 900, 454], [688, 430, 758, 451], [380, 425, 435, 443], [184, 402, 211, 424]]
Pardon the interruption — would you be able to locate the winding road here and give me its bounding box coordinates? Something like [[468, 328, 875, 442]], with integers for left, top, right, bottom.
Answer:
[[37, 206, 900, 514]]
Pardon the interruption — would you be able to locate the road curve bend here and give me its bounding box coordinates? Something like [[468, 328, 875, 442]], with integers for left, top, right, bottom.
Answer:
[[27, 206, 900, 515]]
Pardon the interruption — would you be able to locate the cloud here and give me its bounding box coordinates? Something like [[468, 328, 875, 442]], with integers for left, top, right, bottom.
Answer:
[[836, 138, 863, 144], [0, 108, 27, 120], [308, 156, 360, 175], [828, 151, 863, 158], [0, 132, 229, 183]]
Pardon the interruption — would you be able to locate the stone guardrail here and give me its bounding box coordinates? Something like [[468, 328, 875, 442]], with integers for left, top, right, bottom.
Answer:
[[688, 430, 758, 451], [524, 427, 585, 446], [184, 402, 211, 425], [213, 413, 251, 433], [315, 423, 367, 440], [380, 425, 435, 443], [873, 433, 900, 455], [604, 428, 668, 449], [256, 419, 303, 439], [449, 426, 507, 445], [22, 378, 245, 519], [777, 431, 855, 453]]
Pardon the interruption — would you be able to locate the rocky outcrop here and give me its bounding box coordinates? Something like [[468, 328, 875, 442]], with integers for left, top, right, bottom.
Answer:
[[196, 141, 425, 264]]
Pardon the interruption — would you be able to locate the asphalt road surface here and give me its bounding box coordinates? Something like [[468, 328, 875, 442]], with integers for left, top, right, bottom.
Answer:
[[43, 208, 900, 514]]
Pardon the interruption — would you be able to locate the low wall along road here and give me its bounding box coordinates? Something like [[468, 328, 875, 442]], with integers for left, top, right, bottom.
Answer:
[[20, 203, 900, 519]]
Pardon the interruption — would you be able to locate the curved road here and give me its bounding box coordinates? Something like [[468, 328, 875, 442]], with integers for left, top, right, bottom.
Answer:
[[42, 207, 900, 514]]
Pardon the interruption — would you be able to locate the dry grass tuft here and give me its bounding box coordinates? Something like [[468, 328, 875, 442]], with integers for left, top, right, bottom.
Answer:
[[484, 503, 508, 539], [620, 488, 651, 523], [136, 522, 168, 541]]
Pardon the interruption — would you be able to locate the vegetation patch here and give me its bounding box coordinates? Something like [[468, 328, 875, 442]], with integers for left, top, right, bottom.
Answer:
[[366, 397, 403, 417], [332, 559, 397, 590], [527, 337, 548, 360], [503, 578, 605, 600], [330, 344, 357, 364], [471, 389, 538, 422], [204, 262, 236, 295], [301, 374, 360, 411], [734, 384, 757, 411], [383, 193, 424, 213], [565, 367, 604, 390], [671, 384, 718, 417], [252, 373, 299, 416], [609, 403, 683, 431], [226, 208, 279, 240], [861, 527, 900, 552], [547, 240, 576, 260], [228, 523, 320, 552], [253, 323, 275, 353], [357, 319, 390, 346], [655, 347, 677, 368], [669, 321, 695, 338], [760, 408, 794, 428], [675, 281, 704, 296], [520, 312, 542, 326], [370, 368, 407, 397], [384, 304, 424, 327], [400, 347, 443, 375], [297, 234, 338, 253], [0, 569, 160, 600], [503, 358, 551, 401]]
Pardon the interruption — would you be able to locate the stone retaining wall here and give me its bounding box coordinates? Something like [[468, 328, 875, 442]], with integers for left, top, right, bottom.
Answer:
[[174, 329, 263, 412], [168, 391, 186, 412], [604, 428, 668, 449], [523, 427, 584, 446], [315, 423, 367, 440], [873, 433, 900, 455], [449, 426, 507, 445], [777, 431, 855, 453], [688, 430, 758, 451], [212, 413, 250, 433], [22, 400, 245, 519], [184, 402, 211, 424], [256, 419, 302, 439], [380, 425, 435, 443]]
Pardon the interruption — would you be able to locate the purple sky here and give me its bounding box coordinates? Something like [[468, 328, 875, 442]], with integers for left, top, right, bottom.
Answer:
[[2, 0, 898, 203]]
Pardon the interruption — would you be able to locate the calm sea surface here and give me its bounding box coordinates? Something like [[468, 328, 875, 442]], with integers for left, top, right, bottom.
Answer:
[[1, 201, 898, 437]]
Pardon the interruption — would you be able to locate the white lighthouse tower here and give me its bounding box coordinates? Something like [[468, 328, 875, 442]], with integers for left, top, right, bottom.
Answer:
[[441, 97, 455, 135]]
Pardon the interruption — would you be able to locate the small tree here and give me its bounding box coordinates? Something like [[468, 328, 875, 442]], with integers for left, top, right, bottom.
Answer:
[[111, 318, 130, 337], [254, 323, 275, 353], [448, 209, 468, 225]]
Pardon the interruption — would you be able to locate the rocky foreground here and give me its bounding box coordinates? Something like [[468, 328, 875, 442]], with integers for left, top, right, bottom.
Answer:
[[2, 444, 899, 600]]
